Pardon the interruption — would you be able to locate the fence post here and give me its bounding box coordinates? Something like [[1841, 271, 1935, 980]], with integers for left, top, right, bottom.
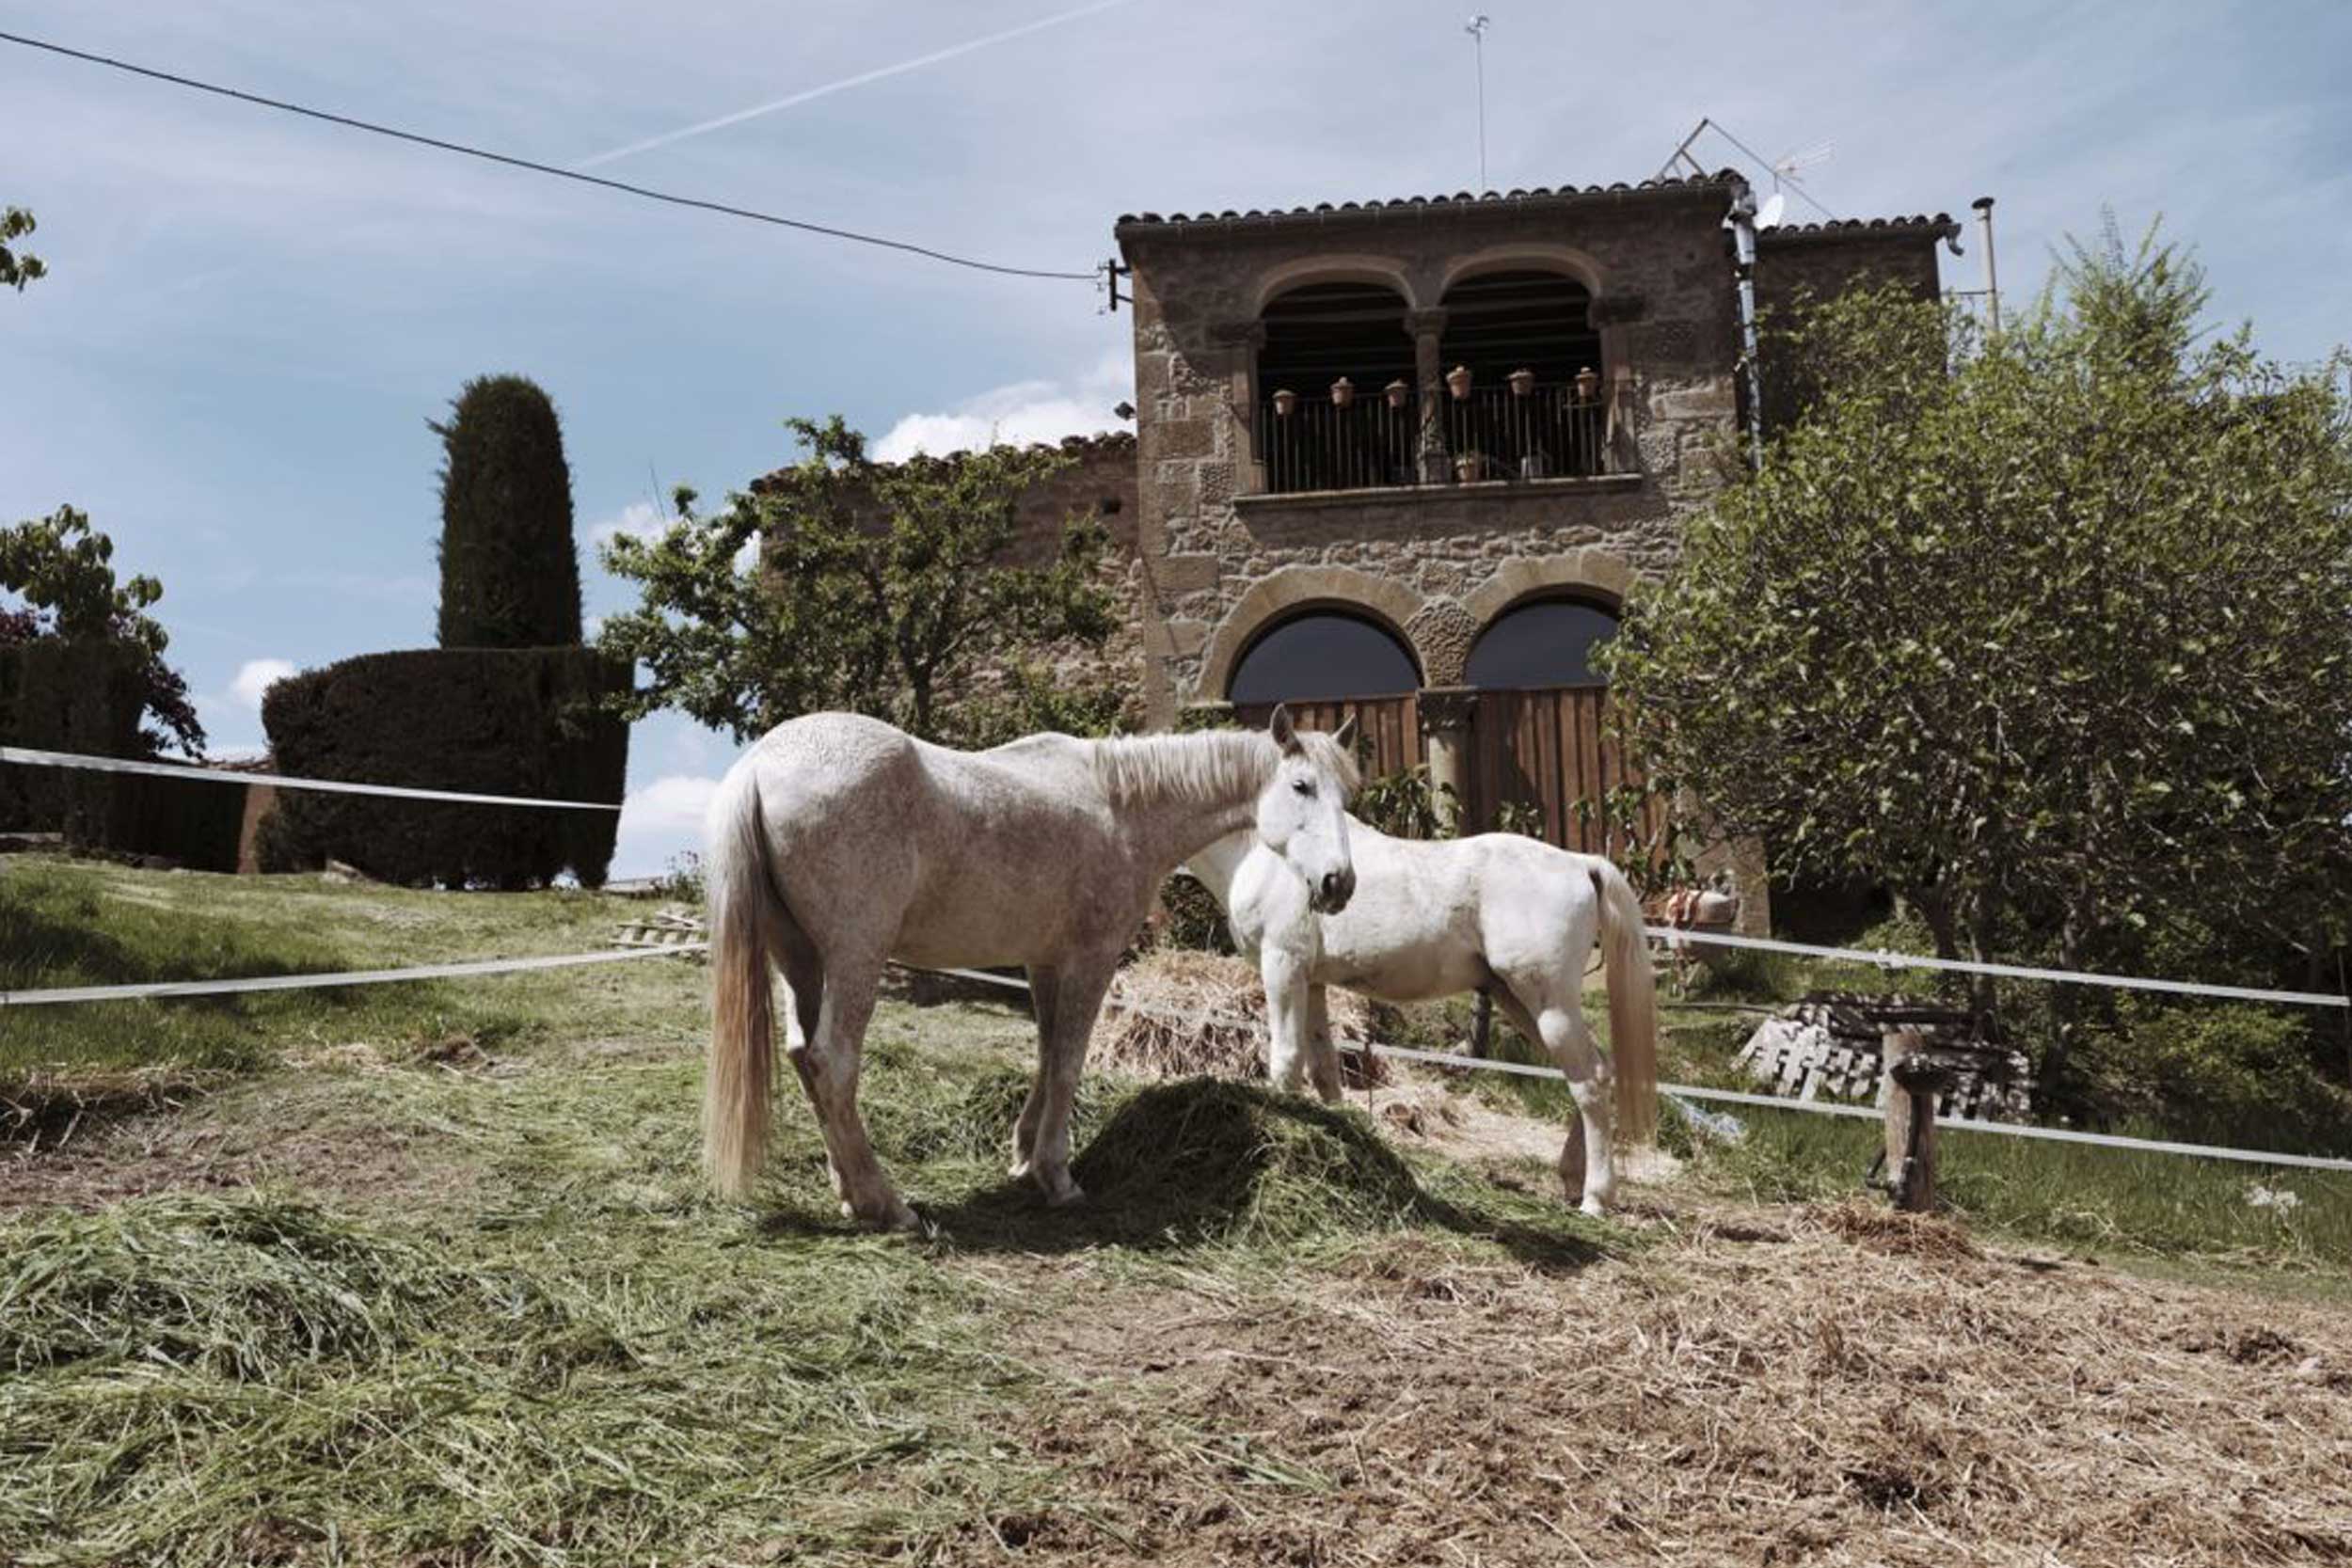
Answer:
[[1879, 1025, 1953, 1212]]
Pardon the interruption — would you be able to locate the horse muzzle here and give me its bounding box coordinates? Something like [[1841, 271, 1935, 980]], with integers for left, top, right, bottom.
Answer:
[[1311, 868, 1357, 915]]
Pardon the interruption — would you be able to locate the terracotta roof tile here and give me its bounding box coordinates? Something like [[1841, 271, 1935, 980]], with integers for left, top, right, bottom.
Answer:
[[1115, 170, 1746, 232], [1758, 214, 1961, 245]]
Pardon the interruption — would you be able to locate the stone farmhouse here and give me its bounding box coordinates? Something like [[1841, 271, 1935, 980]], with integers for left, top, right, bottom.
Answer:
[[771, 170, 1959, 918]]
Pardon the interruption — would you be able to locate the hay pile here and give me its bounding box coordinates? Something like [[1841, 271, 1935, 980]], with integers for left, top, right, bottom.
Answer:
[[1091, 949, 1388, 1088], [1068, 1078, 1427, 1245]]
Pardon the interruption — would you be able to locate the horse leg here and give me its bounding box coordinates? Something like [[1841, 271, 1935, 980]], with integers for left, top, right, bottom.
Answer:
[[1262, 948, 1315, 1096], [768, 899, 823, 1054], [1304, 983, 1344, 1104], [766, 907, 834, 1187], [785, 959, 915, 1231], [1010, 965, 1062, 1180], [1025, 954, 1116, 1208], [1496, 980, 1614, 1216]]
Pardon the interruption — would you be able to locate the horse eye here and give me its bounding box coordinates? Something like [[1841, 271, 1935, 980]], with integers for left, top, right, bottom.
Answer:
[[1291, 778, 1315, 797]]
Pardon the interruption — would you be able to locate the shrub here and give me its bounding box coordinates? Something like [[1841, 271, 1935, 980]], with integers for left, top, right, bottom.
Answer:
[[258, 648, 628, 889], [2074, 1001, 2352, 1154], [432, 375, 581, 650]]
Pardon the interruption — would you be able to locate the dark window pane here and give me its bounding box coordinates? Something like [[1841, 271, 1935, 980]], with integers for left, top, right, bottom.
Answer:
[[1465, 600, 1619, 689], [1229, 613, 1420, 703]]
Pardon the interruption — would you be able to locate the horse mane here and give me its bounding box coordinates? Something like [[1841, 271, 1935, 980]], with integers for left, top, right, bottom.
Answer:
[[1086, 727, 1359, 810]]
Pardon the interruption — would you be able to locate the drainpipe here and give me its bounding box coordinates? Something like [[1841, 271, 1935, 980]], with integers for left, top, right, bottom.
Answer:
[[1727, 184, 1767, 472]]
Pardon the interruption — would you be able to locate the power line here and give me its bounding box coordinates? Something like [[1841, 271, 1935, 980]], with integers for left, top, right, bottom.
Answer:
[[0, 28, 1099, 282]]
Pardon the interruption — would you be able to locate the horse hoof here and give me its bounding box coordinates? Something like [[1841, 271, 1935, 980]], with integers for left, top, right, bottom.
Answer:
[[841, 1196, 922, 1233], [1044, 1180, 1088, 1210], [1579, 1195, 1609, 1220]]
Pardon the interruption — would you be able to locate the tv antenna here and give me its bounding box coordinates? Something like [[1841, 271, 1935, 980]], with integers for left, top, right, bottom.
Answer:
[[1659, 117, 1838, 223], [1464, 15, 1491, 191]]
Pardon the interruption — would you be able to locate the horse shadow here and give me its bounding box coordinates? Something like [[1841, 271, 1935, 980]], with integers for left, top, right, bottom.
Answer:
[[881, 1078, 1613, 1274]]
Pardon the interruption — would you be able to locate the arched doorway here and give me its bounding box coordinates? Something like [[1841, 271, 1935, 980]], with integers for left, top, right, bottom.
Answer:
[[1459, 594, 1653, 853], [1227, 609, 1423, 782]]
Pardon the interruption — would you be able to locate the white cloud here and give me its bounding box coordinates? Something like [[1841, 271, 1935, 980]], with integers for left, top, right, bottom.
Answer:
[[230, 657, 298, 713], [612, 771, 723, 879], [872, 352, 1133, 462], [590, 499, 670, 549]]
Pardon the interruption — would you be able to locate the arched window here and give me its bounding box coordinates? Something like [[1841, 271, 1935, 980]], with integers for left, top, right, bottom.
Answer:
[[1229, 610, 1421, 704], [1256, 281, 1415, 493], [1465, 597, 1619, 689], [1437, 270, 1605, 479]]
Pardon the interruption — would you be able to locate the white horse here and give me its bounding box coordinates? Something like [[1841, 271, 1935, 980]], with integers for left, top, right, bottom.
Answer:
[[702, 706, 1362, 1229], [1188, 817, 1659, 1215]]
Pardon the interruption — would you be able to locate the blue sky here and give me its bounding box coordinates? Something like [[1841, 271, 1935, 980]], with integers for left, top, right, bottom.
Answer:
[[6, 0, 2347, 876]]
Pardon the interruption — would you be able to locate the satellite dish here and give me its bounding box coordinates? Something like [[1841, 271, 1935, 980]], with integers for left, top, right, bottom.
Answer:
[[1755, 191, 1786, 230]]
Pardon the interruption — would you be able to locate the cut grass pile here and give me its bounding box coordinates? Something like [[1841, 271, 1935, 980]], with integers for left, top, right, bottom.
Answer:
[[0, 1188, 1041, 1564]]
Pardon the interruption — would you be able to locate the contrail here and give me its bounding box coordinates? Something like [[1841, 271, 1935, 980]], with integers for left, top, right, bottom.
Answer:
[[570, 0, 1136, 171]]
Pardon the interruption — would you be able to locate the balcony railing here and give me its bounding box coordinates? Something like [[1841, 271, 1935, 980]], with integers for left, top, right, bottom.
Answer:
[[1255, 388, 1423, 494], [1254, 376, 1615, 497]]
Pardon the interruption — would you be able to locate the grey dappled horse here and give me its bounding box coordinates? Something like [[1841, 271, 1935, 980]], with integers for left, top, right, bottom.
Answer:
[[703, 707, 1361, 1229]]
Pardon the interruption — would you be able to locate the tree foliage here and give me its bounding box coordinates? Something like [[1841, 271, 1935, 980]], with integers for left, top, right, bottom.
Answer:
[[1606, 222, 2352, 1039], [2, 206, 42, 293], [0, 506, 203, 756], [433, 375, 582, 650], [597, 416, 1118, 744]]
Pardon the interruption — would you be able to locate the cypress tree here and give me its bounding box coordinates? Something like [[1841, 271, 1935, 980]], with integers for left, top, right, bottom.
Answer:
[[433, 374, 582, 648]]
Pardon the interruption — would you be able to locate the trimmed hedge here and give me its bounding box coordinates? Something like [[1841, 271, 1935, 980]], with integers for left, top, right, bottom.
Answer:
[[0, 641, 248, 869], [433, 376, 583, 651], [258, 648, 628, 889], [0, 640, 143, 843]]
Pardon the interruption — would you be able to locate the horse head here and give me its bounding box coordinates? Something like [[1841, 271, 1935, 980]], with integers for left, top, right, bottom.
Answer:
[[1256, 705, 1360, 914]]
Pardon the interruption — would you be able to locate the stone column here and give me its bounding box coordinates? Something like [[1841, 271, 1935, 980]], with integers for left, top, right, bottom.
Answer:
[[1405, 308, 1450, 484], [1589, 292, 1646, 476], [1210, 320, 1268, 496], [1417, 684, 1478, 833]]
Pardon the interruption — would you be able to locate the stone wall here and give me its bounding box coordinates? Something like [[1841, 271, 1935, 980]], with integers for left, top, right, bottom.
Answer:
[[1755, 217, 1958, 434], [1113, 176, 1755, 718]]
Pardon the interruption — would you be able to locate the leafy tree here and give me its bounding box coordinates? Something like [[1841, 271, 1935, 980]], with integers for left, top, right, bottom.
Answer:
[[1606, 222, 2352, 1083], [1, 505, 204, 756], [597, 416, 1117, 744], [2, 206, 42, 293], [433, 375, 582, 649]]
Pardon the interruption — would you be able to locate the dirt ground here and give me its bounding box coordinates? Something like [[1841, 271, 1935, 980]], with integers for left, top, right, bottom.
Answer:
[[936, 1199, 2352, 1567]]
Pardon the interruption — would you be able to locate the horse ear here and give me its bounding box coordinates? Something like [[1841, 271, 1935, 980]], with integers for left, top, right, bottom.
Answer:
[[1332, 713, 1359, 752], [1268, 703, 1301, 754]]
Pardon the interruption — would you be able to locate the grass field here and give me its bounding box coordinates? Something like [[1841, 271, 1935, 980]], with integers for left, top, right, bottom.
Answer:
[[5, 856, 2350, 1563]]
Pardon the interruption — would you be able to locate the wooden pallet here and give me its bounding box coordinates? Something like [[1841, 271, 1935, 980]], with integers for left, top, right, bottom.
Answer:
[[1734, 994, 2034, 1121], [612, 905, 708, 958]]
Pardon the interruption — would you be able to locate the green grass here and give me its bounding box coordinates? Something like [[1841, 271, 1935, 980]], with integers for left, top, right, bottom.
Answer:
[[1687, 1098, 2352, 1270], [1, 857, 699, 1095]]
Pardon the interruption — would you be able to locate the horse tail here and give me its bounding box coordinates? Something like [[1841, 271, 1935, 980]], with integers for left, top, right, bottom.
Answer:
[[1591, 861, 1660, 1147], [704, 758, 778, 1198]]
